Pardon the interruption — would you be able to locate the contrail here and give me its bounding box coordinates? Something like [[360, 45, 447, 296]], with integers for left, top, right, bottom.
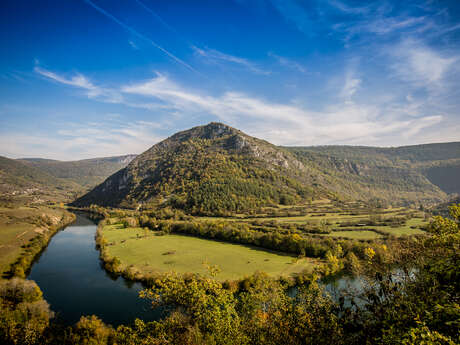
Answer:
[[84, 0, 199, 74], [134, 0, 178, 35]]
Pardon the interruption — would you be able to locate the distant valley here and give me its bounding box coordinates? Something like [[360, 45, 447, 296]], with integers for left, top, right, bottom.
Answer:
[[0, 154, 135, 204]]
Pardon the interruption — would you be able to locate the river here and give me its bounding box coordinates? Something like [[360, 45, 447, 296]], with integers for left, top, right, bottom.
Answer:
[[27, 212, 376, 326], [27, 213, 160, 326]]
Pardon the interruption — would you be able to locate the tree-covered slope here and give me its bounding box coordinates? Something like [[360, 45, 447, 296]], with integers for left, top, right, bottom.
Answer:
[[419, 160, 460, 195], [286, 142, 459, 203], [72, 123, 320, 214], [293, 142, 460, 162], [0, 156, 79, 202], [19, 155, 136, 189]]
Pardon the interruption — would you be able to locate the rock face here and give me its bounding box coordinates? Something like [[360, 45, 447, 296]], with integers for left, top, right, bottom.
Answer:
[[71, 122, 312, 212]]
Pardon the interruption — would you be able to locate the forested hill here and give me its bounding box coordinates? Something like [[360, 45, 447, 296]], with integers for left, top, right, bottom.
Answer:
[[72, 123, 457, 213], [0, 156, 79, 202], [72, 122, 321, 213], [289, 142, 460, 162], [285, 142, 460, 197], [19, 155, 136, 190]]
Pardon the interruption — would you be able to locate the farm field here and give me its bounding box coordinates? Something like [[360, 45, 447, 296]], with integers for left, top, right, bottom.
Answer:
[[198, 206, 418, 223], [196, 203, 428, 241], [369, 218, 427, 236], [0, 206, 69, 275], [101, 225, 320, 281], [324, 230, 384, 240], [328, 218, 427, 237]]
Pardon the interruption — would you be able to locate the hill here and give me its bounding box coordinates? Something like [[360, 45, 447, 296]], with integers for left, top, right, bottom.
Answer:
[[72, 123, 457, 213], [19, 155, 136, 190], [72, 122, 320, 214], [0, 156, 79, 203], [285, 142, 460, 201]]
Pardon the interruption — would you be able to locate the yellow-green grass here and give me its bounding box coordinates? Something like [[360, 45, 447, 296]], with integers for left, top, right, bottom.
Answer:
[[324, 230, 384, 240], [199, 214, 369, 224], [327, 218, 427, 238], [198, 207, 413, 224], [363, 218, 426, 237], [197, 206, 426, 240], [0, 206, 67, 275], [321, 218, 427, 239], [101, 225, 320, 281]]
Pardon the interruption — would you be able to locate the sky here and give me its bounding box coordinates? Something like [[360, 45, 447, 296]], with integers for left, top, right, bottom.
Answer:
[[1, 0, 460, 160]]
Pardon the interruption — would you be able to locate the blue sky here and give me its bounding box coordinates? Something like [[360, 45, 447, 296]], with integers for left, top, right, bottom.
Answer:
[[1, 0, 460, 160]]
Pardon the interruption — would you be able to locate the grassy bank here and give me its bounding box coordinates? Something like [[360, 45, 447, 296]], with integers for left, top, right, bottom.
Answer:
[[0, 206, 76, 277]]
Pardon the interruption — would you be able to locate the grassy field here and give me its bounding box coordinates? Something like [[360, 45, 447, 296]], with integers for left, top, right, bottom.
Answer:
[[101, 225, 320, 281], [199, 207, 419, 223], [197, 204, 428, 241], [370, 218, 427, 236], [324, 230, 384, 240], [322, 218, 427, 239], [0, 206, 69, 275]]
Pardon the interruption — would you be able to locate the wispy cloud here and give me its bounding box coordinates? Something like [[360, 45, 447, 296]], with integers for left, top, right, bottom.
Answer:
[[340, 71, 361, 103], [329, 0, 460, 48], [134, 0, 179, 35], [33, 67, 456, 149], [34, 66, 123, 102], [389, 39, 458, 88], [335, 15, 428, 42], [83, 0, 198, 74], [432, 22, 460, 37], [327, 0, 370, 15], [35, 67, 99, 94], [193, 46, 271, 75], [128, 40, 139, 50], [121, 73, 445, 146], [262, 0, 453, 48], [0, 120, 163, 160], [268, 52, 307, 74]]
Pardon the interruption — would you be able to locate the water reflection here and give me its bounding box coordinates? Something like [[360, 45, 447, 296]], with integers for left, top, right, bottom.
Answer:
[[28, 213, 161, 326]]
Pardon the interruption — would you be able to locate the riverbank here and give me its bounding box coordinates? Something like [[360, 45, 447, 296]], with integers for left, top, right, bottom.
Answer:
[[0, 206, 76, 277], [27, 213, 158, 325]]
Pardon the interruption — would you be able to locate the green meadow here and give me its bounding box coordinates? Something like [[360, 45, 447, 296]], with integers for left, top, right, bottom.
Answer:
[[101, 225, 319, 281]]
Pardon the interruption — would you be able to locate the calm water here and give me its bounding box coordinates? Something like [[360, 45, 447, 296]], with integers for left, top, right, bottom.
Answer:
[[28, 213, 160, 326], [27, 213, 393, 325]]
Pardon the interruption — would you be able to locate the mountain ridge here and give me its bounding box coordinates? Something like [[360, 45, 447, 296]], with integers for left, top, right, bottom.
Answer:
[[286, 142, 460, 195], [72, 123, 458, 213]]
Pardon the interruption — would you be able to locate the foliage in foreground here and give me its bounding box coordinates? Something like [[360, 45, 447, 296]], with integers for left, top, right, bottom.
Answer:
[[0, 278, 53, 345], [1, 204, 459, 345]]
